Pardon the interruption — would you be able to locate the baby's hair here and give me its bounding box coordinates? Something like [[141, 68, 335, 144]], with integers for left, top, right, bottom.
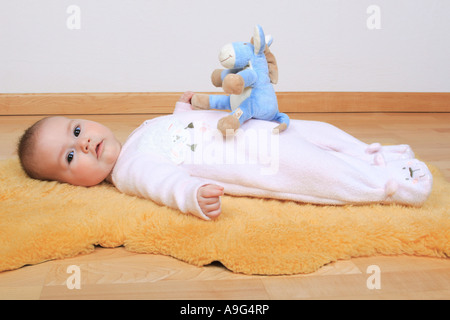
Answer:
[[17, 117, 50, 180]]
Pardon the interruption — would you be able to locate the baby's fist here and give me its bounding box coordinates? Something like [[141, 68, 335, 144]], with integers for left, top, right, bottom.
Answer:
[[197, 184, 224, 219], [179, 91, 195, 103]]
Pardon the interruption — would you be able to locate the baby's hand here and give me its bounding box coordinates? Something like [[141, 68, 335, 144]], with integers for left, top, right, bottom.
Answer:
[[197, 184, 224, 219], [179, 91, 195, 103]]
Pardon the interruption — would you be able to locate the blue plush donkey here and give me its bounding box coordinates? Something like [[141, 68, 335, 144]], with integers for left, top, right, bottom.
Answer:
[[192, 25, 290, 136]]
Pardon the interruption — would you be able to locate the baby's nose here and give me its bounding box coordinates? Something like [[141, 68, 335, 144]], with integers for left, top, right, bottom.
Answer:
[[79, 138, 92, 153]]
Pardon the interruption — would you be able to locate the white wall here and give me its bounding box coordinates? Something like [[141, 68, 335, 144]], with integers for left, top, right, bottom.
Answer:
[[1, 0, 449, 93]]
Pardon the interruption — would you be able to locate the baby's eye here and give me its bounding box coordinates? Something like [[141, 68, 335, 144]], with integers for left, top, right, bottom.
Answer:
[[74, 126, 81, 137], [67, 151, 74, 164]]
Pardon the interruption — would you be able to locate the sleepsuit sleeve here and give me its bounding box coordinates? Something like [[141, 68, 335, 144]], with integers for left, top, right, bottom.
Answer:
[[112, 154, 211, 220]]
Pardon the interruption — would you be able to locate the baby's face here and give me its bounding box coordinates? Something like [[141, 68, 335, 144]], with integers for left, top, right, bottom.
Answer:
[[33, 116, 121, 186]]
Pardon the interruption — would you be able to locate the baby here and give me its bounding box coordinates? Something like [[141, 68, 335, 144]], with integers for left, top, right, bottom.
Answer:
[[18, 92, 433, 220]]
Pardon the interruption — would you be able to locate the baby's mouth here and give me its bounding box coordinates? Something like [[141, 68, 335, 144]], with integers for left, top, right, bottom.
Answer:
[[96, 140, 103, 158]]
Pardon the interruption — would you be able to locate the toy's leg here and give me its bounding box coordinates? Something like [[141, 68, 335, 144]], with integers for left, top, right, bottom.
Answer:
[[191, 94, 233, 111], [209, 95, 232, 111], [230, 100, 253, 125], [272, 112, 290, 134], [191, 94, 210, 110], [217, 99, 253, 136]]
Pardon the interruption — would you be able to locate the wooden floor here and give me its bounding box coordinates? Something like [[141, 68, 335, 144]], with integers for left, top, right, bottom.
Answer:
[[0, 112, 449, 300]]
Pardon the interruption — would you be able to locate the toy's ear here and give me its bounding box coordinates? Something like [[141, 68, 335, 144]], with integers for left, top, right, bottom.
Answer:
[[251, 33, 278, 84], [265, 35, 273, 47], [251, 35, 273, 48], [253, 25, 266, 55]]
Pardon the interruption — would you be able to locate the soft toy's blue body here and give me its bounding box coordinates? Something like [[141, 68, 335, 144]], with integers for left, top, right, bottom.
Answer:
[[208, 25, 289, 134]]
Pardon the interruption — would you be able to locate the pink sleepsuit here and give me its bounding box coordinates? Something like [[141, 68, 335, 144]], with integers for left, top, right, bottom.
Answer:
[[110, 102, 433, 220]]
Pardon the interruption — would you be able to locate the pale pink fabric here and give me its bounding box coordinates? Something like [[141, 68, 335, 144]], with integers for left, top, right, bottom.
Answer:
[[111, 102, 432, 220]]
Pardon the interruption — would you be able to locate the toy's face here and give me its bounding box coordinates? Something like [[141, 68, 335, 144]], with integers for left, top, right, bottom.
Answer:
[[219, 42, 254, 69]]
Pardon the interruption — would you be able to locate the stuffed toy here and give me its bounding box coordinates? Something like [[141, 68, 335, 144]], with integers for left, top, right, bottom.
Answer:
[[192, 25, 289, 136]]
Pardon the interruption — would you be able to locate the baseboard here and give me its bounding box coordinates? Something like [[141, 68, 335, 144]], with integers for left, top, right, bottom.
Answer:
[[0, 92, 449, 115]]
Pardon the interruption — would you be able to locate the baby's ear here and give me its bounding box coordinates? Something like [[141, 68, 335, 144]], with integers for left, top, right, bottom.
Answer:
[[253, 25, 266, 55]]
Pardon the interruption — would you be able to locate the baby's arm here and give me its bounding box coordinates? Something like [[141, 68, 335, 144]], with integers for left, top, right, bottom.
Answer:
[[112, 155, 223, 220], [178, 91, 224, 218]]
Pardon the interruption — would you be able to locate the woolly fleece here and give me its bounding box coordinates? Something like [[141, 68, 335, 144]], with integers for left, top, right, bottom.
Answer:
[[0, 158, 448, 275]]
